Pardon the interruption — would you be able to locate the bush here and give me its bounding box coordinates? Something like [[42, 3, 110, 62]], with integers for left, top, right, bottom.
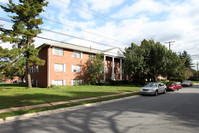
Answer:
[[131, 79, 146, 86], [104, 79, 130, 85]]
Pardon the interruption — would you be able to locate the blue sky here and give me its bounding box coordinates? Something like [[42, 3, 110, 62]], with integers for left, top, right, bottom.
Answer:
[[0, 0, 199, 68]]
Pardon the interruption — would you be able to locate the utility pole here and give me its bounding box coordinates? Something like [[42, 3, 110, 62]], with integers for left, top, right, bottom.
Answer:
[[197, 63, 198, 83], [165, 41, 175, 50]]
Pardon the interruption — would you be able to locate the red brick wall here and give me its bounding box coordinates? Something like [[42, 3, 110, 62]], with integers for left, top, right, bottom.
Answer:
[[49, 47, 90, 85], [31, 46, 48, 87], [31, 46, 130, 87]]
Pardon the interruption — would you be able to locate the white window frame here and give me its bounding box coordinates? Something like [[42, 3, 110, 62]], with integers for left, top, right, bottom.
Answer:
[[72, 51, 82, 58], [54, 64, 66, 72], [72, 65, 81, 73], [71, 80, 82, 85], [52, 47, 64, 56], [52, 80, 65, 86]]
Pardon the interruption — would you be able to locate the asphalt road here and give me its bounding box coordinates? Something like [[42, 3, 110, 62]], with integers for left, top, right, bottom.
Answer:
[[0, 85, 199, 133]]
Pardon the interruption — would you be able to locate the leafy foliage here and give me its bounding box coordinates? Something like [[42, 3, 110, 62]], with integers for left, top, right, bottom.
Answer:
[[0, 0, 48, 88], [123, 39, 193, 81], [76, 54, 104, 85]]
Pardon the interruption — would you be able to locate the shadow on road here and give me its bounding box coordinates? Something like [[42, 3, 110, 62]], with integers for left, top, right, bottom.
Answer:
[[1, 90, 199, 133]]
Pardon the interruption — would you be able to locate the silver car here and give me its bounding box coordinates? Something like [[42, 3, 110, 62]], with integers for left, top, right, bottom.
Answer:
[[140, 82, 167, 96], [182, 80, 193, 86]]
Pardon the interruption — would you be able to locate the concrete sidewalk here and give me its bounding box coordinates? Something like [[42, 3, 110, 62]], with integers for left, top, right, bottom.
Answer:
[[0, 91, 139, 114]]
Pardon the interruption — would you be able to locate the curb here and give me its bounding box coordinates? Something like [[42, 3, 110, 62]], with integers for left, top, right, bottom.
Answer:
[[0, 94, 140, 124], [0, 91, 139, 114]]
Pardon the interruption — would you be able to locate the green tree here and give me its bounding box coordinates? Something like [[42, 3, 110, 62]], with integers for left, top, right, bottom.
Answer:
[[0, 0, 48, 88], [164, 50, 184, 81], [123, 43, 146, 80], [0, 46, 25, 82], [179, 51, 192, 68], [124, 39, 183, 82], [83, 54, 104, 84], [178, 51, 193, 80]]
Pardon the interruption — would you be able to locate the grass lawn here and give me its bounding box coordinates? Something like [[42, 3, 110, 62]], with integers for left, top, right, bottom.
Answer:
[[191, 81, 199, 84], [0, 83, 140, 109]]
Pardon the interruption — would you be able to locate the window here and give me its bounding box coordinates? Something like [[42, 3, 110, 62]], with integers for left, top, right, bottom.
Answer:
[[105, 67, 108, 73], [72, 65, 81, 72], [73, 51, 81, 58], [36, 80, 38, 87], [30, 66, 34, 73], [53, 47, 64, 56], [52, 80, 65, 86], [71, 80, 82, 85], [54, 64, 65, 72], [89, 54, 95, 60], [35, 65, 39, 72]]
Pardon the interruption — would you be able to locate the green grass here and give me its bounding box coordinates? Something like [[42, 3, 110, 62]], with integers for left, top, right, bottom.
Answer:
[[0, 92, 140, 119], [0, 83, 140, 109]]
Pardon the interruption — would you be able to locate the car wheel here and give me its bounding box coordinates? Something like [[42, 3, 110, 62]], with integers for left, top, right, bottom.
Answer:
[[154, 90, 158, 96], [163, 89, 166, 94]]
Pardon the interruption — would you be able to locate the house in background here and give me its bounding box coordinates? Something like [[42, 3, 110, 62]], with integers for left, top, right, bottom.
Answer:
[[31, 42, 131, 87], [0, 76, 20, 83]]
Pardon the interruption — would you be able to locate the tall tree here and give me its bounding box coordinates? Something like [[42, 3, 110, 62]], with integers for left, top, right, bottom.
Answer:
[[0, 0, 48, 88], [123, 43, 146, 80], [124, 39, 183, 82], [179, 51, 192, 68], [84, 54, 104, 84]]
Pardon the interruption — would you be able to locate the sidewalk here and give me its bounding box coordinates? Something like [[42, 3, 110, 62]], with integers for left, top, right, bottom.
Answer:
[[0, 91, 139, 114]]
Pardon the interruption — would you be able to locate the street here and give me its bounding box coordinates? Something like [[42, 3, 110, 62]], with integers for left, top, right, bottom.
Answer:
[[0, 85, 199, 133]]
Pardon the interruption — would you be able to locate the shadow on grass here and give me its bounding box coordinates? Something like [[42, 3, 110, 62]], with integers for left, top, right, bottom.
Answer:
[[0, 91, 120, 109], [1, 92, 199, 133], [0, 83, 27, 89]]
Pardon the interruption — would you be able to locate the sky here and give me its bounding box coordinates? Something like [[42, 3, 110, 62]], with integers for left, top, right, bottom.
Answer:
[[0, 0, 199, 69]]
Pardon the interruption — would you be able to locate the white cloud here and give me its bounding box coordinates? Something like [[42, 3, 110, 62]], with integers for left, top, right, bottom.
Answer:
[[113, 0, 167, 18], [86, 0, 125, 13], [75, 1, 93, 20], [48, 0, 70, 9], [1, 0, 199, 66]]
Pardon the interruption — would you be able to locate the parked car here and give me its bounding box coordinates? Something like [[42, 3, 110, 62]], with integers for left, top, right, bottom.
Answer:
[[182, 80, 193, 86], [176, 82, 182, 89], [140, 82, 167, 96], [166, 82, 182, 91]]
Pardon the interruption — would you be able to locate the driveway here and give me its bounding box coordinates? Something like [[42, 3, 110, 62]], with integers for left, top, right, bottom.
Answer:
[[0, 85, 199, 133]]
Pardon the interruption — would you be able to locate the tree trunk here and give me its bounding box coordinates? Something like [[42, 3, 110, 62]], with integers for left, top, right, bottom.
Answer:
[[26, 40, 32, 88], [26, 63, 32, 88]]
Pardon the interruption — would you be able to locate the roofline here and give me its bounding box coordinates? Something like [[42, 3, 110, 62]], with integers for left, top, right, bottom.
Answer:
[[37, 42, 102, 54]]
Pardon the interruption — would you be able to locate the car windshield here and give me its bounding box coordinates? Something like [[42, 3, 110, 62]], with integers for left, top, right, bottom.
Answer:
[[183, 81, 190, 83], [145, 83, 157, 87], [166, 82, 175, 85]]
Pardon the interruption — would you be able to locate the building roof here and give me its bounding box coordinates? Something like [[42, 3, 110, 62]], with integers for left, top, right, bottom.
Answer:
[[38, 42, 124, 58]]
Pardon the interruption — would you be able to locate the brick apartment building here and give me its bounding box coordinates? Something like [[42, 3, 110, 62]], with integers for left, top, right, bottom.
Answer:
[[31, 42, 130, 87]]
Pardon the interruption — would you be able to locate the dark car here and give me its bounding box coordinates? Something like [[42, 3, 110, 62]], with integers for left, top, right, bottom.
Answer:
[[182, 80, 193, 86]]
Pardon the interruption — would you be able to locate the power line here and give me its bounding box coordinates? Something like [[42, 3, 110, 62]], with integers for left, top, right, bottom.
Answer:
[[40, 28, 117, 47], [0, 17, 118, 48], [57, 0, 118, 23], [0, 1, 126, 45], [56, 0, 131, 33], [42, 17, 125, 44]]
